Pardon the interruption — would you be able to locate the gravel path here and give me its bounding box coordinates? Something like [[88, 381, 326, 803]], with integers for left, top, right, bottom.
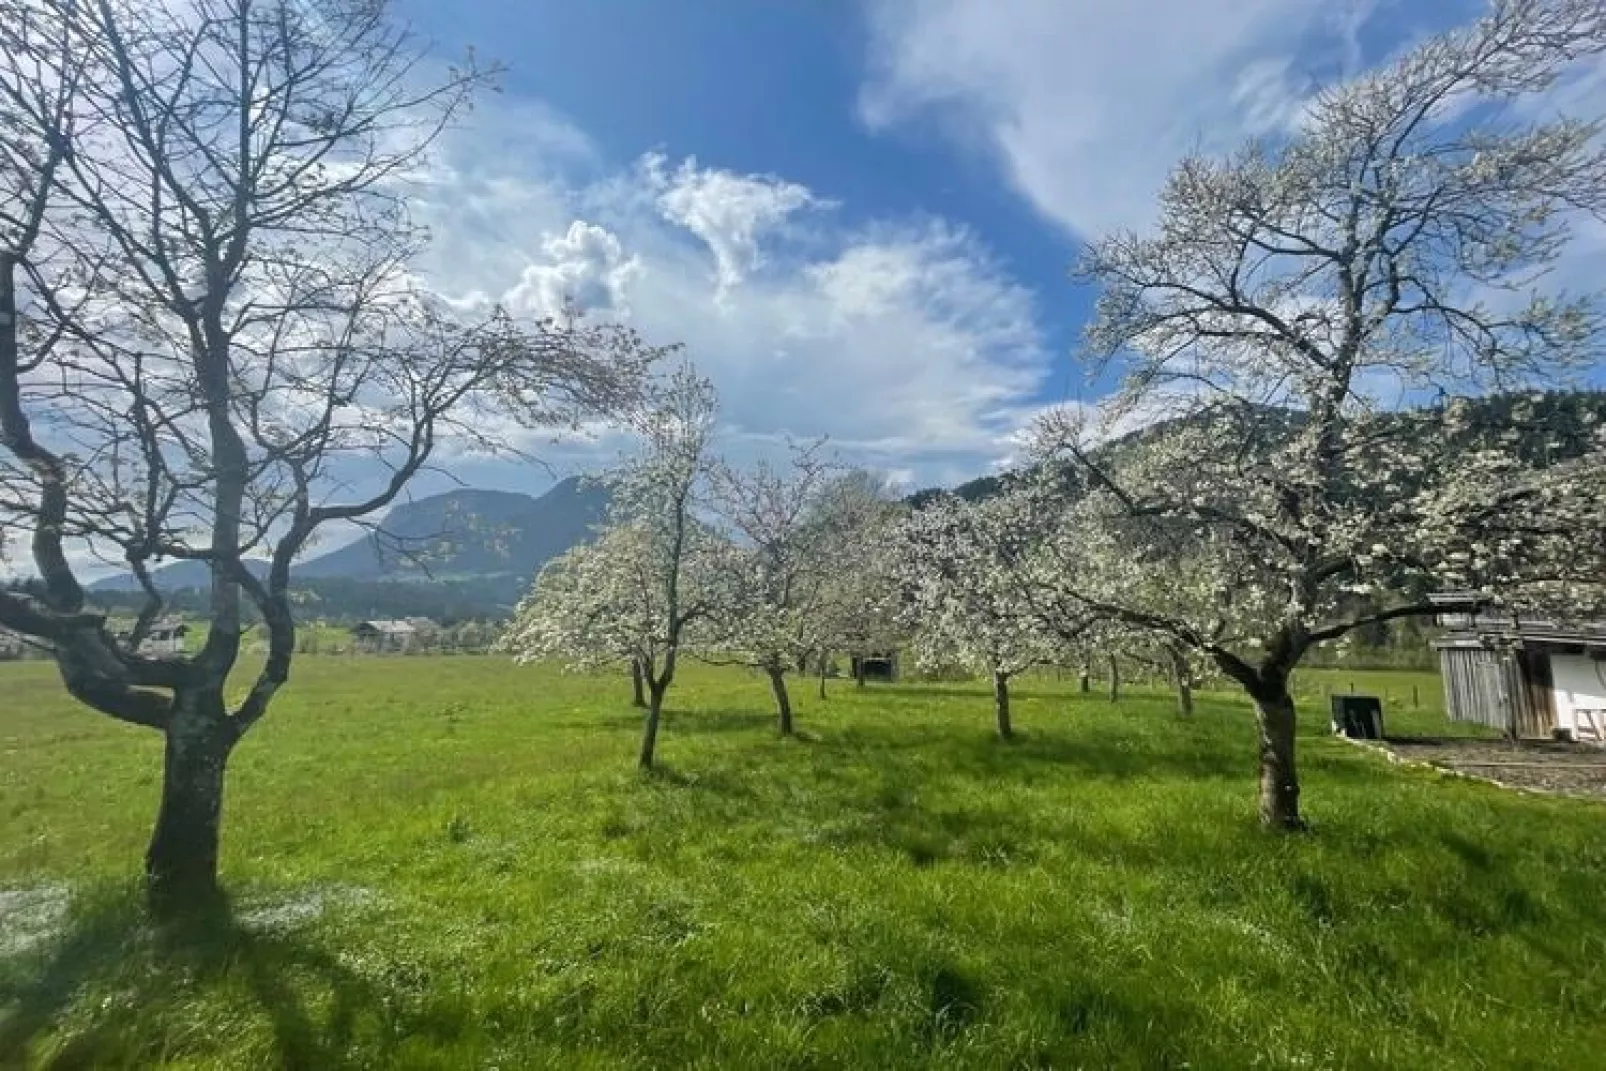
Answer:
[[1380, 737, 1606, 798]]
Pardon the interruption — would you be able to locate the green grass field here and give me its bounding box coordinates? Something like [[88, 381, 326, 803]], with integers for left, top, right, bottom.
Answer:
[[3, 658, 1604, 1068]]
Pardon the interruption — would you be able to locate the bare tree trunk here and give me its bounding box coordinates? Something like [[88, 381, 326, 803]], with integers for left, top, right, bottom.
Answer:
[[818, 653, 828, 699], [1078, 653, 1091, 694], [146, 687, 233, 918], [1253, 688, 1302, 830], [767, 665, 794, 735], [1107, 654, 1120, 702], [854, 656, 866, 688], [993, 670, 1013, 740], [639, 685, 664, 770], [630, 658, 646, 708], [1169, 645, 1194, 717]]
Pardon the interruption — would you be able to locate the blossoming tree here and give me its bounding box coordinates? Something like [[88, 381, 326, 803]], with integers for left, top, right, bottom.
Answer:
[[895, 493, 1066, 738], [807, 470, 907, 693], [703, 440, 840, 735], [1034, 0, 1606, 828], [502, 364, 726, 770]]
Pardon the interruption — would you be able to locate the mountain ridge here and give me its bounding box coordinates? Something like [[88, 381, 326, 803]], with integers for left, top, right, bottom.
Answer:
[[88, 477, 609, 594]]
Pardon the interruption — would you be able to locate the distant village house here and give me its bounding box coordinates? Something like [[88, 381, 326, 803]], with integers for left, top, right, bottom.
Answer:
[[0, 627, 29, 660], [141, 618, 190, 656], [109, 617, 190, 657], [350, 617, 440, 654]]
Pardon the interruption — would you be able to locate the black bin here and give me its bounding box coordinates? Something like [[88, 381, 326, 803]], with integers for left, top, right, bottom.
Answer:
[[1331, 695, 1383, 739]]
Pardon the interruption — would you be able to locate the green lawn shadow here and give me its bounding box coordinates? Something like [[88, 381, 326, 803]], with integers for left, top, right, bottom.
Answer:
[[0, 889, 473, 1069]]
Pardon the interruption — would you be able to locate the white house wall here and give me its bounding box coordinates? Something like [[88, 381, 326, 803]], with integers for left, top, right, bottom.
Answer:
[[1547, 654, 1606, 737]]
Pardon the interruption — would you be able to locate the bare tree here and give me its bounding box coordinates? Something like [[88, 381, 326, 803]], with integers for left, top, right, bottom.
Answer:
[[0, 0, 656, 914], [1035, 0, 1606, 829]]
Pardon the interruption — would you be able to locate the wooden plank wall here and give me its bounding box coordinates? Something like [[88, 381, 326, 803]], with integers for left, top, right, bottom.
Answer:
[[1439, 645, 1557, 738], [1440, 646, 1514, 733], [1516, 649, 1556, 737]]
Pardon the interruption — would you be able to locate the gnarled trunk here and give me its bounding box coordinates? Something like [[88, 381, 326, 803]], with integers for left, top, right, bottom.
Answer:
[[993, 670, 1012, 740], [1253, 688, 1302, 830], [767, 665, 794, 735], [147, 687, 233, 918], [630, 658, 646, 708], [639, 685, 664, 769]]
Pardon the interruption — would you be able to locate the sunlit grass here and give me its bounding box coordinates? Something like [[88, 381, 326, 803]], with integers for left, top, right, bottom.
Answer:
[[2, 657, 1603, 1067]]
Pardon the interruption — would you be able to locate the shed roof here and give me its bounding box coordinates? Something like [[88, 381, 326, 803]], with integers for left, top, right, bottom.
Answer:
[[1436, 609, 1606, 650], [353, 619, 417, 634]]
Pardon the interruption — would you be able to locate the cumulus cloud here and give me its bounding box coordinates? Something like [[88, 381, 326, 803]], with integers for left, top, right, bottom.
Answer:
[[405, 128, 1053, 489], [503, 221, 640, 320], [643, 154, 820, 298]]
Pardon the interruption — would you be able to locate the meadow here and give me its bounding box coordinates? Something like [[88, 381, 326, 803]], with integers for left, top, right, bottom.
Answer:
[[2, 657, 1604, 1068]]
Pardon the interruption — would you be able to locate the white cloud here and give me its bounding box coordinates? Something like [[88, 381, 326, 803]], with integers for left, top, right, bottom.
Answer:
[[503, 221, 640, 320], [642, 155, 821, 299], [405, 129, 1052, 488], [1232, 58, 1314, 136], [858, 0, 1390, 237]]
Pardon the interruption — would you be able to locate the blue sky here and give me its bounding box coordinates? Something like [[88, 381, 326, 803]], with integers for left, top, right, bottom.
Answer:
[[377, 0, 1598, 499], [10, 0, 1604, 583]]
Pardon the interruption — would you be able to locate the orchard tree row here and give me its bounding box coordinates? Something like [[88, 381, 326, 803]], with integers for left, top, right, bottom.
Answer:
[[503, 0, 1606, 832], [4, 0, 1606, 915]]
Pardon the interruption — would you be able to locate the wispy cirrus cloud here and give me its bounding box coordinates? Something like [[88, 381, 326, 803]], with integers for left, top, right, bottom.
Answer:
[[856, 0, 1402, 237]]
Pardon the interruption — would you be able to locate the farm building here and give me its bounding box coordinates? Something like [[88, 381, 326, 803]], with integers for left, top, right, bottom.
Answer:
[[350, 617, 439, 654], [140, 618, 190, 656], [1433, 597, 1606, 742], [0, 627, 28, 660], [110, 617, 189, 657]]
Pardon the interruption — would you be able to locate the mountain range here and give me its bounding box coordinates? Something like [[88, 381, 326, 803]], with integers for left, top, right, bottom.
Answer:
[[89, 477, 609, 595], [79, 389, 1606, 621]]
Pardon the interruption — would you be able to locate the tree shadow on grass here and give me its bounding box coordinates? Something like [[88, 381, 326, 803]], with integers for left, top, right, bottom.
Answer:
[[548, 708, 791, 737], [672, 708, 782, 734], [796, 719, 1269, 787], [0, 890, 473, 1069], [855, 682, 1072, 705], [864, 681, 1213, 707]]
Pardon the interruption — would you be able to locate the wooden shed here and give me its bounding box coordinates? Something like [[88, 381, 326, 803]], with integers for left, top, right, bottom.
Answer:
[[1433, 597, 1606, 742]]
